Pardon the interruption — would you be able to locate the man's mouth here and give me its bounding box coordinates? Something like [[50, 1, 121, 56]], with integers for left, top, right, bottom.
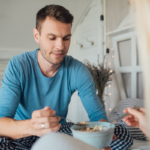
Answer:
[[52, 53, 64, 57]]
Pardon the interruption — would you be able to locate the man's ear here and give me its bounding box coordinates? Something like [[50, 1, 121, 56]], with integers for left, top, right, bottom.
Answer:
[[33, 28, 40, 43]]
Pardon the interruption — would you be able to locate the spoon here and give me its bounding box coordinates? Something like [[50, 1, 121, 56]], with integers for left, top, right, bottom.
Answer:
[[111, 105, 139, 125], [54, 115, 89, 127]]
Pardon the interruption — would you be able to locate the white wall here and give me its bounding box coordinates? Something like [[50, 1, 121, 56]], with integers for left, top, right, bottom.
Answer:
[[0, 0, 91, 50]]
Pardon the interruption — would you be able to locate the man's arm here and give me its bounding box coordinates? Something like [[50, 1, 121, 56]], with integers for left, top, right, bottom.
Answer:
[[99, 119, 108, 122], [0, 59, 26, 139], [0, 59, 60, 139], [0, 117, 31, 139], [0, 107, 61, 139], [74, 62, 107, 121]]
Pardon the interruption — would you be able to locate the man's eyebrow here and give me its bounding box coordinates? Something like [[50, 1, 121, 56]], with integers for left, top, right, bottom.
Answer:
[[63, 34, 72, 38], [47, 34, 72, 38]]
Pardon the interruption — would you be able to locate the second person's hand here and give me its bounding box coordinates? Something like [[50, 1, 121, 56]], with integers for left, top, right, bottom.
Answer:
[[123, 107, 147, 136]]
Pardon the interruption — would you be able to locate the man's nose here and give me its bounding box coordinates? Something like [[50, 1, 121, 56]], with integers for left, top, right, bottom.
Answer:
[[56, 39, 64, 50]]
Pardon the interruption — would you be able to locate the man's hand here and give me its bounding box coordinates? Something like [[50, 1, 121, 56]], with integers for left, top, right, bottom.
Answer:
[[29, 106, 61, 137], [102, 147, 111, 150], [123, 107, 148, 136]]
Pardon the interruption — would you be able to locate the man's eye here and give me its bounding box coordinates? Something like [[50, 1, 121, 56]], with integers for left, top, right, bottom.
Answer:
[[63, 38, 70, 41], [49, 38, 55, 40]]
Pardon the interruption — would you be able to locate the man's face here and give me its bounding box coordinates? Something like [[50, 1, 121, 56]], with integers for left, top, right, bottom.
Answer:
[[35, 17, 72, 65]]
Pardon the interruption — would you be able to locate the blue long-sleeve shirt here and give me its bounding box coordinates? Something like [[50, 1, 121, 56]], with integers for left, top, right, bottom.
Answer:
[[0, 49, 107, 124]]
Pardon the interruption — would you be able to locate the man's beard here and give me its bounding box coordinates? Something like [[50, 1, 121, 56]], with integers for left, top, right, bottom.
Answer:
[[40, 49, 65, 65]]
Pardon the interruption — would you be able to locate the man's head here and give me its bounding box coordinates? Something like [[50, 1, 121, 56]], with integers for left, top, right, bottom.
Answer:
[[33, 5, 74, 65]]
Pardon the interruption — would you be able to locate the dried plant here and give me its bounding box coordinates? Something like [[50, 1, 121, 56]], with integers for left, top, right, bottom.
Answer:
[[84, 56, 114, 110]]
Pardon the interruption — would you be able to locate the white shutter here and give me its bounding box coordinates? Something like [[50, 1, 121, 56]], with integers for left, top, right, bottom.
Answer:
[[112, 32, 143, 100]]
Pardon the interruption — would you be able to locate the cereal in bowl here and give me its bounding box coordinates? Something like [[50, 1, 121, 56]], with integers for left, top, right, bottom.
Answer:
[[79, 125, 103, 132]]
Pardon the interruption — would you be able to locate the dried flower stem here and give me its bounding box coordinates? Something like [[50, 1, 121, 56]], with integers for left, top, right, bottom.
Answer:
[[84, 56, 114, 110]]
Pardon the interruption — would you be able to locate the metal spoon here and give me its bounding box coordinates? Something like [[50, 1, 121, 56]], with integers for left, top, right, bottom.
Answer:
[[54, 115, 89, 127], [111, 105, 139, 125]]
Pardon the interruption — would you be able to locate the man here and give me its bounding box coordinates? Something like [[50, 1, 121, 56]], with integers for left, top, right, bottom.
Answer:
[[0, 4, 112, 149]]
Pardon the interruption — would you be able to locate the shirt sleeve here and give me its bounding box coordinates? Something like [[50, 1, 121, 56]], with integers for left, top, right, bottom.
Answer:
[[75, 63, 108, 121], [0, 58, 22, 118]]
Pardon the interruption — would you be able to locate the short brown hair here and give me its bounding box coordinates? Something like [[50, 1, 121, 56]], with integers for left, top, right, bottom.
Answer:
[[36, 4, 74, 34]]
